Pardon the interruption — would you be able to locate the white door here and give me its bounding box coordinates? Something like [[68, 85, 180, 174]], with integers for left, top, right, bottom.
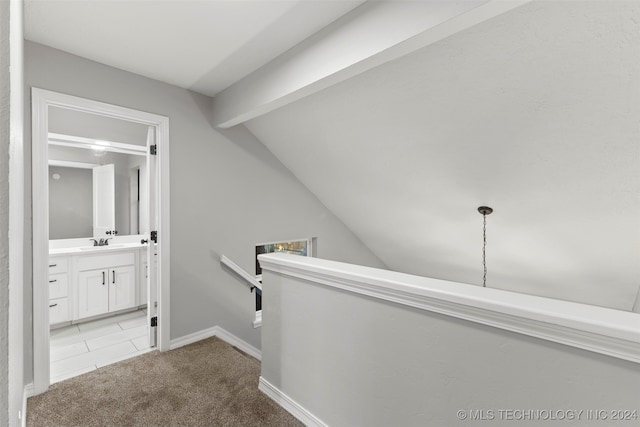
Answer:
[[109, 265, 136, 312], [140, 258, 148, 304], [78, 269, 109, 318], [93, 164, 116, 236], [146, 126, 158, 347]]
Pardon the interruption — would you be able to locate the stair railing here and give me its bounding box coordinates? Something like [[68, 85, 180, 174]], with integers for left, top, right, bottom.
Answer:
[[220, 254, 262, 292]]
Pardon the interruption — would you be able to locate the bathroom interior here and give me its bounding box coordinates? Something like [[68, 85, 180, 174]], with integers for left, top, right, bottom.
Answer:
[[46, 106, 157, 383]]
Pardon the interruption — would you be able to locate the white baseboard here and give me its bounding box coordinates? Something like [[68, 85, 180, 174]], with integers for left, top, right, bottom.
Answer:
[[169, 326, 218, 350], [214, 326, 262, 360], [169, 325, 261, 360], [24, 382, 34, 399], [22, 383, 34, 427], [259, 377, 327, 427]]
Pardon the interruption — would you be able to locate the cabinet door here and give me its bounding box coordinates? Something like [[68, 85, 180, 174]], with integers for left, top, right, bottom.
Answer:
[[109, 265, 136, 313], [78, 269, 109, 319]]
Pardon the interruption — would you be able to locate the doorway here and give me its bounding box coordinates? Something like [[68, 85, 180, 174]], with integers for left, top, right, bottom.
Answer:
[[31, 88, 171, 395]]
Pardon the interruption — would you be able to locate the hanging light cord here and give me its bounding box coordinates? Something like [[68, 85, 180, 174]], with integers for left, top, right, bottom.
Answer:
[[477, 205, 493, 287], [482, 212, 487, 287]]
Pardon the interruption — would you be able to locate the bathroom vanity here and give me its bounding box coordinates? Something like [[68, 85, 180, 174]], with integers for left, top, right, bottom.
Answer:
[[48, 241, 152, 326]]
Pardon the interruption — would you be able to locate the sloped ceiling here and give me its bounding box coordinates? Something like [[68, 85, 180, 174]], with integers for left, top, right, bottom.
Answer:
[[246, 0, 640, 310], [24, 0, 365, 96]]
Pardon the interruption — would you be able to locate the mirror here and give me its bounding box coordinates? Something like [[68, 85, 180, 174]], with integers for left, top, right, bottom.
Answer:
[[48, 106, 149, 239]]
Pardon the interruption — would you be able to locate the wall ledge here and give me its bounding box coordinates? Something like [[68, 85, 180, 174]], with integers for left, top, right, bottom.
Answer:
[[253, 310, 262, 328], [258, 253, 640, 363]]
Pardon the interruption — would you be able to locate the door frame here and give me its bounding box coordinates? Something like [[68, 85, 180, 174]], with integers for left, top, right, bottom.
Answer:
[[31, 88, 171, 395]]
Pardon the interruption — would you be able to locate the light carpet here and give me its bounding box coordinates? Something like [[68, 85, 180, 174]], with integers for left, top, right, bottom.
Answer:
[[27, 337, 303, 427]]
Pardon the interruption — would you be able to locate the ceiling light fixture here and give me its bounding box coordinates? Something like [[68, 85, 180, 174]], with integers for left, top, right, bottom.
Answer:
[[477, 206, 493, 287]]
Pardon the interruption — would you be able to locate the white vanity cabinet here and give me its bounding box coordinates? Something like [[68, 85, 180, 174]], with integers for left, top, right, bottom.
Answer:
[[75, 251, 137, 320], [48, 255, 71, 325]]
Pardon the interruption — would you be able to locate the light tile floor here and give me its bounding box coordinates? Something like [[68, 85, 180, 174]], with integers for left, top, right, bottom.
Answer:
[[50, 309, 153, 384]]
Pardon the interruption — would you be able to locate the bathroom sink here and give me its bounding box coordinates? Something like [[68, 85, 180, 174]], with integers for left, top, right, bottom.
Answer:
[[80, 244, 125, 250]]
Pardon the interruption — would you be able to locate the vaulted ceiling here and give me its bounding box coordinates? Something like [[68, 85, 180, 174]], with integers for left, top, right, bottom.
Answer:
[[25, 0, 640, 311], [245, 0, 640, 311], [25, 0, 365, 96]]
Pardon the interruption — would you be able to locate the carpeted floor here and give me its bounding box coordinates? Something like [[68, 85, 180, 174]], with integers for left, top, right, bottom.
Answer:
[[27, 337, 303, 427]]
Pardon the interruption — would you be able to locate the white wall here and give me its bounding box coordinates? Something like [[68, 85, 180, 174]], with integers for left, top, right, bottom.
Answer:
[[49, 106, 148, 146], [261, 261, 640, 427], [23, 41, 386, 384]]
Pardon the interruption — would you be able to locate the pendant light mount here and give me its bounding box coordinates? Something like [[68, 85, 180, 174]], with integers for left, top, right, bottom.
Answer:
[[478, 206, 493, 215]]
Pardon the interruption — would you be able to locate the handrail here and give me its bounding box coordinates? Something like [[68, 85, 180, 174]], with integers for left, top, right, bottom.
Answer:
[[220, 254, 262, 291]]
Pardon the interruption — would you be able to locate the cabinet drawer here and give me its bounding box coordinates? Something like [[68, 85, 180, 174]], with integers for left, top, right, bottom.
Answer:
[[49, 298, 69, 324], [78, 252, 135, 271], [49, 274, 68, 299], [48, 258, 68, 274]]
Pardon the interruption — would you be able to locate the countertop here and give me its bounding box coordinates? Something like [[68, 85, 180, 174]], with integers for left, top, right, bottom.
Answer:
[[49, 242, 148, 256]]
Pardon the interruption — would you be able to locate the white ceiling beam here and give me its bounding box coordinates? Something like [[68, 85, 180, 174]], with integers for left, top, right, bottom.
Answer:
[[211, 0, 533, 128]]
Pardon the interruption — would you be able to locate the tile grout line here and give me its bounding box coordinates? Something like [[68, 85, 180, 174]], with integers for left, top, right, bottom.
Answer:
[[50, 309, 149, 381]]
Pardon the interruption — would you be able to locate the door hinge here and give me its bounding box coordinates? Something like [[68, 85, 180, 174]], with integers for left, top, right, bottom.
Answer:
[[151, 230, 157, 243], [150, 144, 157, 155], [151, 316, 158, 327]]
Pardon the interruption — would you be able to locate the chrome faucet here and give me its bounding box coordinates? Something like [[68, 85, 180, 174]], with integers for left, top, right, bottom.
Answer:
[[89, 238, 112, 246]]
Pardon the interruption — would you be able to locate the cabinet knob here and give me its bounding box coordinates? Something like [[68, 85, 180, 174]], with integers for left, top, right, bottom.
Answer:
[[49, 303, 58, 308]]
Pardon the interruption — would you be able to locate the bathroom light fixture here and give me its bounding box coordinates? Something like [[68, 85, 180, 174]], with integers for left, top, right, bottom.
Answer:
[[92, 146, 107, 157], [91, 140, 110, 157], [477, 206, 493, 287]]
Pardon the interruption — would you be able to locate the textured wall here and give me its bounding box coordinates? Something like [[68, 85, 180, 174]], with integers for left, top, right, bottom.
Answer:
[[23, 41, 385, 384], [0, 0, 12, 424], [2, 0, 24, 425]]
